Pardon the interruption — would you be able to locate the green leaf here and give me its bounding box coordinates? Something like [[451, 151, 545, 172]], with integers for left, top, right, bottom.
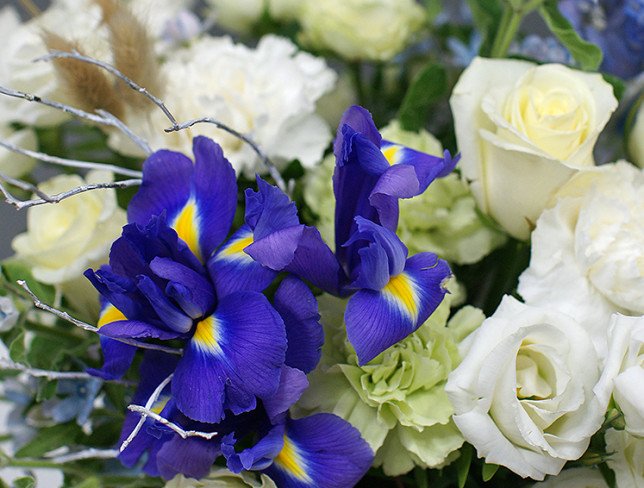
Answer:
[[454, 444, 473, 488], [27, 335, 67, 370], [482, 462, 500, 481], [36, 378, 58, 402], [599, 462, 617, 488], [467, 0, 503, 56], [397, 63, 447, 132], [539, 0, 603, 70], [13, 477, 35, 488], [9, 330, 27, 364], [1, 261, 55, 305], [73, 477, 102, 488], [15, 423, 81, 458]]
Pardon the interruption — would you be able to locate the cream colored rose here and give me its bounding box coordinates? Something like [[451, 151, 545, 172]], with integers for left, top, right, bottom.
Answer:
[[531, 467, 608, 488], [446, 296, 604, 480], [518, 162, 644, 358], [450, 57, 617, 239], [11, 170, 126, 285], [0, 123, 37, 179], [298, 0, 424, 61], [605, 429, 644, 488], [207, 0, 301, 33]]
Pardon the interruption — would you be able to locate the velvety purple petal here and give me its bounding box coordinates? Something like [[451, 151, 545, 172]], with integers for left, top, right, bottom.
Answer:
[[150, 257, 215, 318], [87, 336, 136, 380], [225, 423, 285, 473], [172, 292, 286, 423], [345, 252, 450, 365], [274, 277, 323, 373], [127, 149, 193, 226], [263, 366, 309, 424], [136, 275, 193, 333], [263, 414, 373, 488], [192, 136, 238, 258], [369, 164, 419, 231], [98, 319, 181, 340], [333, 105, 381, 161], [245, 177, 300, 240], [156, 435, 220, 480], [246, 226, 344, 295], [209, 225, 277, 298]]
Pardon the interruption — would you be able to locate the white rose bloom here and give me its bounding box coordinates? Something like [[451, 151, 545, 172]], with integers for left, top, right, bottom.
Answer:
[[629, 102, 644, 169], [445, 296, 604, 480], [206, 0, 300, 33], [450, 57, 617, 239], [109, 35, 336, 176], [518, 162, 644, 358], [11, 170, 126, 285], [605, 429, 644, 488], [531, 467, 608, 488], [594, 315, 644, 437], [298, 0, 425, 61]]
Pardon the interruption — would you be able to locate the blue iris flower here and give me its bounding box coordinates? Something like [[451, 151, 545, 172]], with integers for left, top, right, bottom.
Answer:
[[85, 136, 373, 485], [247, 106, 455, 365]]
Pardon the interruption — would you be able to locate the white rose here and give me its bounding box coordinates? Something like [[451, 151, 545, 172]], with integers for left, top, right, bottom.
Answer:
[[298, 0, 425, 61], [518, 162, 644, 358], [109, 35, 336, 176], [594, 315, 644, 437], [605, 429, 644, 488], [0, 123, 37, 179], [628, 101, 644, 169], [206, 0, 300, 33], [445, 296, 604, 480], [531, 467, 608, 488], [450, 57, 617, 239], [11, 170, 126, 285]]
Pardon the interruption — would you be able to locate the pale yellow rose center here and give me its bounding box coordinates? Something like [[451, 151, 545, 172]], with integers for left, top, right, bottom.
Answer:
[[515, 342, 555, 400]]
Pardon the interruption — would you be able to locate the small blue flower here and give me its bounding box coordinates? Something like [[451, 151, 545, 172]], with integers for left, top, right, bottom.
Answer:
[[40, 377, 103, 430]]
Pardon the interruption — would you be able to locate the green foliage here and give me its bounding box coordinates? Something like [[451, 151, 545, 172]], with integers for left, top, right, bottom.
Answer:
[[12, 477, 35, 488], [539, 0, 603, 70], [455, 444, 473, 488], [1, 262, 55, 305], [467, 0, 503, 56], [9, 330, 27, 364], [397, 63, 447, 132], [15, 423, 82, 458], [482, 463, 500, 482]]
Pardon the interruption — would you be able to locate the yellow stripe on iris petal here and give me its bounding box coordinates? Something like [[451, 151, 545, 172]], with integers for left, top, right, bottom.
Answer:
[[274, 434, 312, 483], [151, 395, 170, 415], [192, 315, 224, 355], [172, 199, 202, 262], [216, 232, 254, 262], [383, 273, 419, 323], [381, 144, 403, 166], [97, 304, 126, 329]]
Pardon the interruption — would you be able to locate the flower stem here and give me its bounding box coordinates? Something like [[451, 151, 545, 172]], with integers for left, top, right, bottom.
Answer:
[[490, 5, 523, 58]]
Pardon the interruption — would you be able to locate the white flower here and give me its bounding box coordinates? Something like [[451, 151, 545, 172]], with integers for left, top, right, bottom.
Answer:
[[165, 469, 277, 487], [629, 101, 644, 169], [0, 296, 19, 332], [605, 429, 644, 488], [450, 57, 617, 239], [206, 0, 300, 33], [445, 296, 604, 480], [594, 314, 644, 437], [109, 35, 336, 176], [11, 170, 126, 285], [298, 0, 425, 61], [518, 162, 644, 358], [530, 467, 608, 488]]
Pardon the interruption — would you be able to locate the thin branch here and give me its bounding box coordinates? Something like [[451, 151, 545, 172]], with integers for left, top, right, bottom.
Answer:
[[120, 373, 173, 452], [128, 405, 218, 441], [0, 358, 94, 380], [36, 50, 178, 125], [36, 50, 289, 194], [0, 85, 151, 155], [0, 172, 141, 210], [0, 139, 142, 178], [43, 448, 118, 463], [165, 117, 288, 193], [17, 280, 182, 356]]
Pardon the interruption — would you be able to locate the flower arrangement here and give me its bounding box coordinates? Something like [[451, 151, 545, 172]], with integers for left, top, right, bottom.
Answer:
[[0, 1, 642, 487]]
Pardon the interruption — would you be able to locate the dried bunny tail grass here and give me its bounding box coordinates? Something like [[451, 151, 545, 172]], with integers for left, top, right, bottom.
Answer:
[[96, 0, 162, 109], [41, 31, 124, 119]]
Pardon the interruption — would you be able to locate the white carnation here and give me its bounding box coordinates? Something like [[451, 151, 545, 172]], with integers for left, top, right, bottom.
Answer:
[[518, 162, 644, 358], [446, 296, 604, 480], [108, 35, 336, 176], [605, 429, 644, 488]]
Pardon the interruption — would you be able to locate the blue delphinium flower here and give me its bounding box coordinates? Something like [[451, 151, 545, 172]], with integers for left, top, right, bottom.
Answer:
[[560, 0, 644, 78], [40, 377, 103, 432], [247, 106, 455, 365], [85, 136, 373, 485], [509, 35, 573, 64]]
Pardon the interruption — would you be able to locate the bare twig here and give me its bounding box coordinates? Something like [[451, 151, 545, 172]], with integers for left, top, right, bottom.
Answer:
[[36, 50, 289, 194], [128, 405, 218, 441], [43, 448, 118, 463], [120, 373, 173, 452], [0, 358, 94, 380], [0, 172, 141, 210], [166, 117, 288, 193], [36, 50, 178, 125], [17, 280, 182, 356], [0, 139, 142, 178], [0, 85, 151, 155]]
